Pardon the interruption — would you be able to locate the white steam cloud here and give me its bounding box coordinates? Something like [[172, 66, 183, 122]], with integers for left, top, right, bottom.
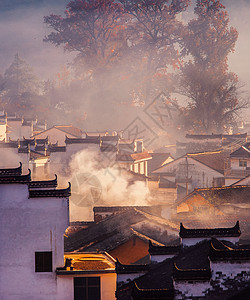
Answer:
[[68, 149, 151, 221]]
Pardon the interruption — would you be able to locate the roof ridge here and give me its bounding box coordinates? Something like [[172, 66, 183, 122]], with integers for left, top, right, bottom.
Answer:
[[133, 208, 179, 230], [130, 227, 165, 246]]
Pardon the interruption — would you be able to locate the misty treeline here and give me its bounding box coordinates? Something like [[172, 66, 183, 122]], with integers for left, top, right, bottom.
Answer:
[[0, 0, 248, 133]]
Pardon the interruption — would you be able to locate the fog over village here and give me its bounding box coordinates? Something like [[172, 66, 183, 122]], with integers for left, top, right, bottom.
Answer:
[[0, 1, 250, 299]]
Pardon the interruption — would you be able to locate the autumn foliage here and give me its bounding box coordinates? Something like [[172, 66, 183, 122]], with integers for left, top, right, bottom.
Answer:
[[42, 0, 248, 133]]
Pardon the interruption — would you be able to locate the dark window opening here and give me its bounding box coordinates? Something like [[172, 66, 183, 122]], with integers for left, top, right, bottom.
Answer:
[[35, 251, 52, 272], [74, 277, 100, 300], [239, 160, 247, 167]]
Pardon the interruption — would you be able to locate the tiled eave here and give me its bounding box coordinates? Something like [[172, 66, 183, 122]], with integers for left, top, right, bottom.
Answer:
[[56, 269, 115, 275], [18, 147, 29, 153], [132, 282, 174, 299], [29, 183, 71, 198], [173, 263, 211, 281], [116, 260, 149, 274], [148, 241, 181, 255], [0, 162, 22, 175], [35, 136, 48, 144], [209, 243, 250, 262], [28, 175, 57, 189], [48, 146, 66, 152], [65, 135, 100, 144], [0, 170, 31, 184], [179, 221, 241, 238]]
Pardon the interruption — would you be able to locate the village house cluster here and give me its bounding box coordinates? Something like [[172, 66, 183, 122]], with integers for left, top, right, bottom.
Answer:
[[0, 111, 250, 299]]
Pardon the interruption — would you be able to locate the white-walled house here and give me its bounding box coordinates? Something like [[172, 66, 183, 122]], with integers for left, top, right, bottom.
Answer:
[[225, 143, 250, 185], [0, 118, 7, 141], [0, 164, 70, 300], [153, 152, 225, 196], [0, 163, 117, 300]]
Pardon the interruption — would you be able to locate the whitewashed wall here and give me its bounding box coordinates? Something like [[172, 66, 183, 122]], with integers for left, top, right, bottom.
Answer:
[[174, 281, 211, 299], [0, 184, 69, 300]]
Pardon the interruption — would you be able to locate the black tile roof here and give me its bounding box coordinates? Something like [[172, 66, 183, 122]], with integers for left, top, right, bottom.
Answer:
[[132, 283, 174, 299], [48, 145, 66, 152], [117, 240, 211, 297], [230, 143, 250, 158], [36, 136, 49, 144], [209, 241, 250, 261], [0, 162, 22, 175], [18, 146, 29, 153], [29, 182, 71, 198], [175, 185, 250, 207], [0, 169, 31, 184], [173, 263, 211, 281], [65, 135, 100, 144], [65, 208, 178, 252], [21, 137, 36, 145], [117, 227, 249, 299], [28, 174, 57, 189], [148, 240, 181, 255], [35, 144, 46, 151], [179, 221, 241, 238], [116, 259, 149, 274]]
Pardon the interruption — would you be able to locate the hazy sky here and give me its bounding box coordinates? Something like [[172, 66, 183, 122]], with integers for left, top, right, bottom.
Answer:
[[0, 0, 249, 91]]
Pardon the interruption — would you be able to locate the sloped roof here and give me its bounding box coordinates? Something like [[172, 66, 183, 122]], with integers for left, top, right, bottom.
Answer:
[[116, 259, 149, 274], [133, 240, 211, 290], [116, 152, 134, 162], [175, 185, 250, 207], [153, 153, 225, 175], [65, 208, 179, 252], [179, 221, 240, 238], [117, 235, 250, 299], [230, 143, 250, 158], [147, 153, 174, 175], [54, 125, 82, 137], [209, 238, 250, 261], [148, 241, 181, 255], [131, 152, 152, 162], [187, 151, 227, 174], [33, 125, 82, 138], [231, 175, 250, 186]]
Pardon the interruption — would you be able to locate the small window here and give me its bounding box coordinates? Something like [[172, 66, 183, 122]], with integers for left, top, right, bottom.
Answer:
[[35, 252, 52, 272], [239, 160, 247, 167], [74, 277, 100, 300]]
